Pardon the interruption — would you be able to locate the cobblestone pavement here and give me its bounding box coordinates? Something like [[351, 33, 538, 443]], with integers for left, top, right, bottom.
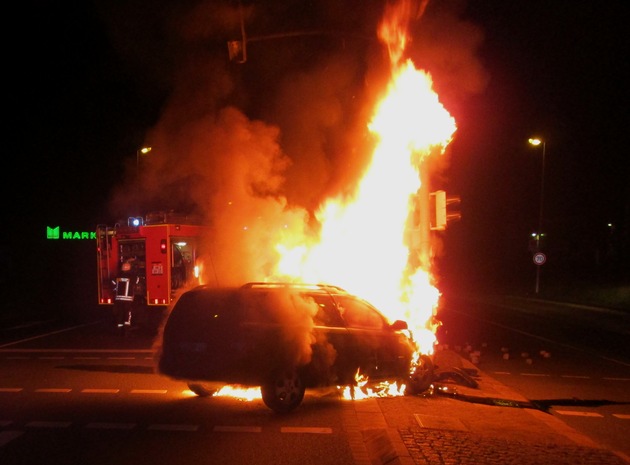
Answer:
[[398, 427, 627, 465], [355, 348, 630, 465]]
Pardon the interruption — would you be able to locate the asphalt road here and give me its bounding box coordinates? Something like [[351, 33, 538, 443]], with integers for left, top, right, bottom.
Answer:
[[1, 296, 629, 464]]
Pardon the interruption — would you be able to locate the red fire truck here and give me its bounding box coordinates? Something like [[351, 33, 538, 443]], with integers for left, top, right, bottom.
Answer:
[[96, 211, 210, 328]]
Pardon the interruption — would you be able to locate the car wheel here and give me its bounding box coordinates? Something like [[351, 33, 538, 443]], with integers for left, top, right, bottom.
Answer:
[[406, 354, 434, 395], [187, 383, 218, 397], [260, 368, 305, 413]]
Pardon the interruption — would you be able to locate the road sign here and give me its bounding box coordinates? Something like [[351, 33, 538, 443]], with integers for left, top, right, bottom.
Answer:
[[533, 252, 546, 266]]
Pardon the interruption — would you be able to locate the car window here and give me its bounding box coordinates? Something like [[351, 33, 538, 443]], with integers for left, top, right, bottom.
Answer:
[[305, 293, 345, 327], [167, 288, 239, 331], [336, 296, 386, 330]]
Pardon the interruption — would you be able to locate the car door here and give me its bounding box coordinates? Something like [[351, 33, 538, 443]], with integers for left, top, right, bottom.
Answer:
[[301, 292, 357, 386], [335, 295, 412, 380]]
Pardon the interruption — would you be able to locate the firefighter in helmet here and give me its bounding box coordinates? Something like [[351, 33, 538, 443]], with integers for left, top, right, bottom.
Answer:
[[114, 256, 141, 331]]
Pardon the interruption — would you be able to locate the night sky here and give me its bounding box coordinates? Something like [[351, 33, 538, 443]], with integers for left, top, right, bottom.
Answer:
[[6, 0, 629, 315]]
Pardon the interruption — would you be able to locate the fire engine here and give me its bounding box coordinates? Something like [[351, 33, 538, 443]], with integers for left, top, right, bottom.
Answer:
[[96, 211, 210, 322]]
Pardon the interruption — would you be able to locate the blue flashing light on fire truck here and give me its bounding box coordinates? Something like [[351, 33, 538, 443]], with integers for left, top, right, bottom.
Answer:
[[96, 211, 210, 316]]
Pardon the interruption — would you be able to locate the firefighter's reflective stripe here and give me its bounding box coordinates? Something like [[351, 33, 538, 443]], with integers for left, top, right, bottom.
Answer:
[[115, 278, 134, 302]]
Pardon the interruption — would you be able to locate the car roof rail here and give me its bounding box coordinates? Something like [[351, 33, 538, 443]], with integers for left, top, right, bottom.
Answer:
[[241, 282, 348, 293]]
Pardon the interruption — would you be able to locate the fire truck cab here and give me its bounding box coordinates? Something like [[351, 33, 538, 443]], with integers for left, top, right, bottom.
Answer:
[[96, 212, 209, 323]]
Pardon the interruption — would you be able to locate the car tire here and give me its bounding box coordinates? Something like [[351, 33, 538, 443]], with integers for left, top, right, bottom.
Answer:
[[260, 368, 305, 413], [187, 383, 219, 397], [406, 354, 434, 395]]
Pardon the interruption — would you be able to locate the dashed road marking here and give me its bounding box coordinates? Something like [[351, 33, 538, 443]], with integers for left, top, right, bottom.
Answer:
[[26, 421, 72, 428], [213, 425, 262, 433], [86, 422, 136, 430], [0, 388, 22, 392], [130, 389, 167, 394], [0, 422, 339, 438], [612, 414, 630, 420], [280, 426, 333, 434], [81, 388, 120, 393], [148, 424, 199, 432], [35, 388, 72, 393]]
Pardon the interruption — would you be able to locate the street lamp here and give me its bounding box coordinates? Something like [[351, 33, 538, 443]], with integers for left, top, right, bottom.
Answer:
[[528, 137, 546, 294], [135, 147, 151, 217], [136, 146, 152, 169]]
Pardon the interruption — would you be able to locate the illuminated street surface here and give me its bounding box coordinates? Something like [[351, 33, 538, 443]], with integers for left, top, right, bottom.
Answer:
[[0, 327, 358, 465], [2, 294, 630, 464]]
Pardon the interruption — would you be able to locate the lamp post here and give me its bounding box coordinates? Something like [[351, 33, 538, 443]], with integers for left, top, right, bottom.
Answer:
[[528, 137, 546, 294], [136, 146, 152, 170], [135, 147, 151, 217]]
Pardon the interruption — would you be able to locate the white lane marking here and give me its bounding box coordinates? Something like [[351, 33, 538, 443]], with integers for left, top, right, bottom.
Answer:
[[613, 414, 630, 419], [108, 357, 135, 360], [86, 423, 136, 430], [560, 375, 590, 379], [130, 389, 168, 394], [281, 426, 333, 434], [0, 431, 23, 447], [74, 357, 100, 360], [0, 388, 23, 392], [491, 371, 511, 375], [603, 377, 630, 381], [26, 421, 72, 428], [35, 388, 72, 393], [555, 410, 603, 417], [148, 424, 199, 431], [213, 426, 262, 433], [81, 389, 120, 394]]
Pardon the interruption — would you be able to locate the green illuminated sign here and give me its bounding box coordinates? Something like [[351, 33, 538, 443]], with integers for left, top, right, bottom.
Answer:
[[47, 226, 60, 239], [47, 226, 96, 240]]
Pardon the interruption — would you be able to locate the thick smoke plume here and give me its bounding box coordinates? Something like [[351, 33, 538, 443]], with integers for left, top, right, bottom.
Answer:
[[105, 0, 486, 288]]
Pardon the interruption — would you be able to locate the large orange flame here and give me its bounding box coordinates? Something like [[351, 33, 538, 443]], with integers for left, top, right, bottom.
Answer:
[[218, 0, 456, 402], [275, 60, 454, 354], [274, 2, 456, 355]]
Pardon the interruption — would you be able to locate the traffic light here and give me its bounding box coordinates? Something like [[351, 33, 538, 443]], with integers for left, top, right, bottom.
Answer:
[[227, 40, 246, 63], [430, 190, 461, 231]]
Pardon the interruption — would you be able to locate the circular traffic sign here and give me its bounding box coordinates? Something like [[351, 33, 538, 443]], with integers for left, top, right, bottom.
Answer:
[[533, 252, 546, 265]]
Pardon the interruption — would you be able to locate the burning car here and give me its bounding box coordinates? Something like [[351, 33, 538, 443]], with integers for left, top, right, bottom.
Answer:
[[157, 282, 432, 413]]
